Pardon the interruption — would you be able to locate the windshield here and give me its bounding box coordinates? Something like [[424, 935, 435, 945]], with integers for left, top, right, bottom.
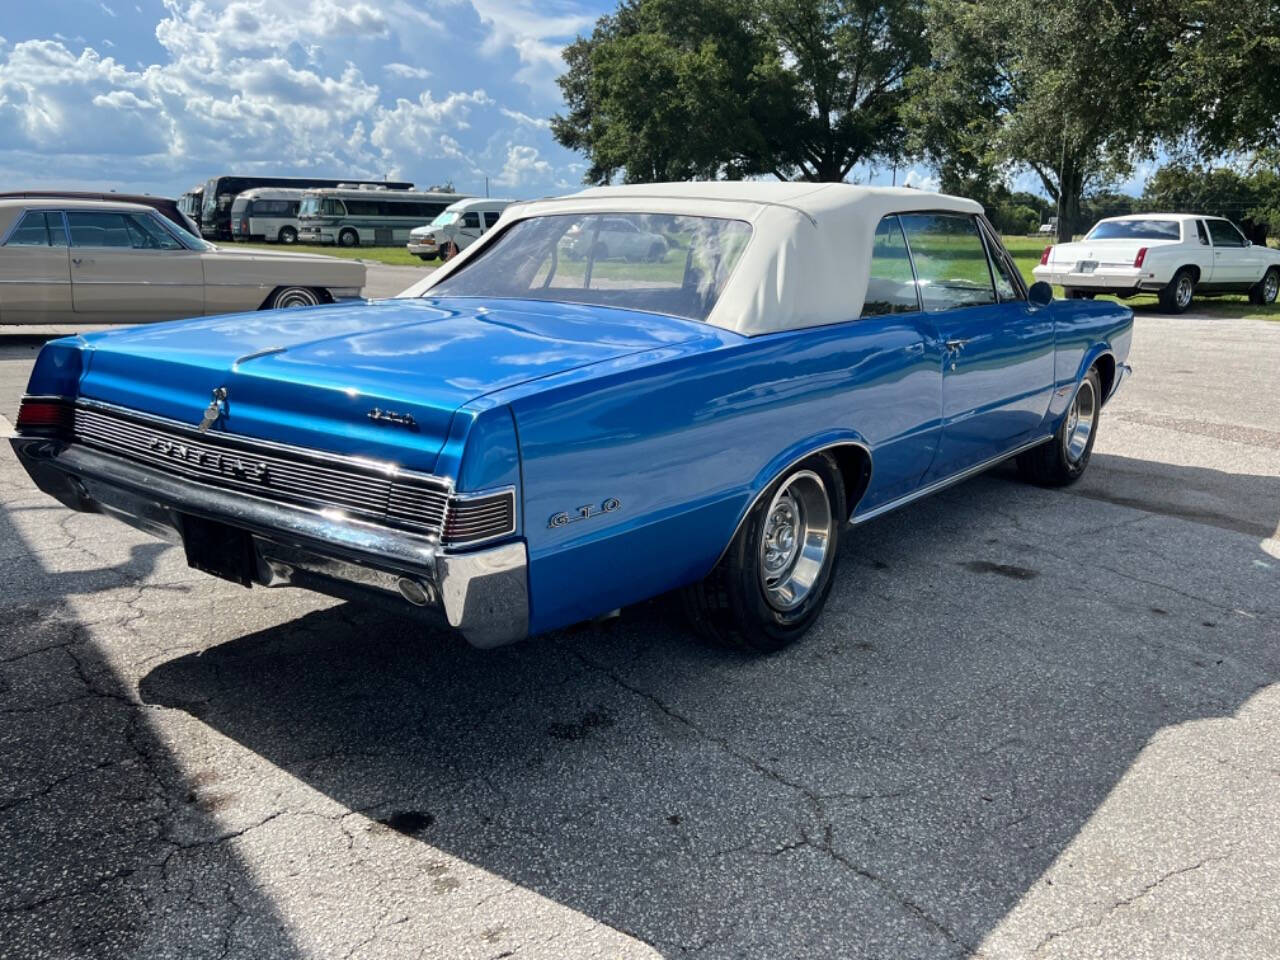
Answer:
[[1086, 219, 1182, 241], [432, 211, 459, 227], [164, 216, 216, 251], [427, 213, 753, 323], [201, 178, 218, 218], [299, 196, 321, 217]]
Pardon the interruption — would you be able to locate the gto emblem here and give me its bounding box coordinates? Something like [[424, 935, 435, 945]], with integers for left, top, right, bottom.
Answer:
[[368, 408, 417, 428], [148, 437, 270, 484], [549, 497, 620, 528]]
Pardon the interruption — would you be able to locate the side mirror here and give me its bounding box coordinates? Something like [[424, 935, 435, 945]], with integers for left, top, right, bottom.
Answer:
[[1028, 281, 1054, 307]]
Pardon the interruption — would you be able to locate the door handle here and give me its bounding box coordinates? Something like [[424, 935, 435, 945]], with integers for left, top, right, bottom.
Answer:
[[71, 257, 95, 266], [945, 338, 969, 351]]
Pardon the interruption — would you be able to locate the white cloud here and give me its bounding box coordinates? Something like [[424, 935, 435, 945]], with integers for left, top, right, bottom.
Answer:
[[469, 0, 594, 98], [100, 3, 118, 16], [0, 0, 593, 196], [493, 143, 551, 187], [384, 62, 431, 80], [500, 107, 549, 128], [903, 169, 941, 192]]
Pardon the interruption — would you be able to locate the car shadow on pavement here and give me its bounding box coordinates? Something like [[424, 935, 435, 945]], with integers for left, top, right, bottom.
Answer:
[[0, 504, 305, 960], [137, 461, 1280, 958]]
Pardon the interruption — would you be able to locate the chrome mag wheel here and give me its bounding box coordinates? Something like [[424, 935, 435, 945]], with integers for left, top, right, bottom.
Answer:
[[1064, 377, 1097, 464], [1176, 273, 1194, 309], [1265, 272, 1279, 303], [758, 470, 833, 612]]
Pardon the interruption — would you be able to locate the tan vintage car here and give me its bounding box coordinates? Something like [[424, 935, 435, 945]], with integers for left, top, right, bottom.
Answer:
[[0, 198, 365, 324]]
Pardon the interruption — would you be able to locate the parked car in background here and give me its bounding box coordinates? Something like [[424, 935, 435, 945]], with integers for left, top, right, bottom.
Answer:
[[230, 188, 305, 244], [298, 186, 469, 247], [0, 190, 198, 236], [565, 215, 669, 261], [407, 198, 512, 261], [1034, 213, 1280, 313], [0, 198, 365, 323], [12, 183, 1131, 654]]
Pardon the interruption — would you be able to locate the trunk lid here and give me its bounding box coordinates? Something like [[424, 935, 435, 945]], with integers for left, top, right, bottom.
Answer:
[[1047, 238, 1177, 269], [75, 298, 706, 472]]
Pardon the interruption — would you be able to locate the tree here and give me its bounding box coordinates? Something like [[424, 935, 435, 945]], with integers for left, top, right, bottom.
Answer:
[[552, 0, 930, 184], [907, 0, 1181, 241], [1142, 161, 1276, 242], [1161, 0, 1280, 156]]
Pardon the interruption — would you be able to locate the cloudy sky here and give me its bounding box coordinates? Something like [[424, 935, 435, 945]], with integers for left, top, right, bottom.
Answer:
[[0, 0, 1144, 202], [0, 0, 619, 199]]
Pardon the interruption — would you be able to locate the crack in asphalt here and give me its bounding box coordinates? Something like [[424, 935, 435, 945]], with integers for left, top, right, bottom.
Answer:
[[1031, 851, 1236, 955], [563, 644, 975, 955]]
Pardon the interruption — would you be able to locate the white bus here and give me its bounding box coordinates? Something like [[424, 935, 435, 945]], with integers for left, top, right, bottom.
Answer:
[[229, 188, 306, 244], [297, 186, 470, 247]]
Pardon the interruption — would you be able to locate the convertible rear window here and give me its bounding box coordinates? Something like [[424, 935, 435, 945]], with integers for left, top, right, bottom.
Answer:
[[1086, 219, 1182, 241], [426, 213, 753, 323]]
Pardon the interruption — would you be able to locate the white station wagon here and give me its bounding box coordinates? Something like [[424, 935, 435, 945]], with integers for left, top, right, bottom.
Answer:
[[1034, 213, 1280, 313]]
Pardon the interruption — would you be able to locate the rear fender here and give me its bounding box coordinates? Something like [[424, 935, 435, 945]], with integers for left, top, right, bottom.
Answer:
[[736, 430, 872, 529]]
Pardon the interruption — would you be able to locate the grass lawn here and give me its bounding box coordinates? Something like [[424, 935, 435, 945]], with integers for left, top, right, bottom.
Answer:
[[235, 242, 431, 268], [1000, 235, 1280, 321]]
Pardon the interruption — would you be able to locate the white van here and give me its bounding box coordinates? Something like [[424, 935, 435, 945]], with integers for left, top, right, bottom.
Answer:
[[407, 198, 513, 261], [230, 188, 306, 244]]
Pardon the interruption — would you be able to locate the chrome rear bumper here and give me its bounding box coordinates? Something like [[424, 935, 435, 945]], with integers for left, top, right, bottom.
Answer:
[[11, 437, 529, 648]]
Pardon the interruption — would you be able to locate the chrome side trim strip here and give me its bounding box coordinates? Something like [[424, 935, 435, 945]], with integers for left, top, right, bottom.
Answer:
[[851, 435, 1052, 525]]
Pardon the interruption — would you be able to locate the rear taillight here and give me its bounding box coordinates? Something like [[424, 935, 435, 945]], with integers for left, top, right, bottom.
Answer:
[[15, 396, 73, 435], [1040, 246, 1052, 265], [1134, 247, 1147, 268]]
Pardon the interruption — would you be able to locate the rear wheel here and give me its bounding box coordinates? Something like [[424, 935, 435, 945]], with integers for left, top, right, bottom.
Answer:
[[1248, 267, 1279, 305], [1016, 367, 1101, 486], [338, 228, 359, 248], [682, 453, 844, 653], [267, 286, 322, 309], [1158, 267, 1195, 314], [278, 226, 298, 244]]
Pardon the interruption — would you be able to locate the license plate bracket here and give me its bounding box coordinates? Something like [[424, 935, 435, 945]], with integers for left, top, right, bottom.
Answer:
[[181, 514, 256, 586], [1077, 260, 1098, 273]]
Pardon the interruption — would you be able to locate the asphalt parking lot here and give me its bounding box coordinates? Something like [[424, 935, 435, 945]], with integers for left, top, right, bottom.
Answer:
[[1, 307, 1277, 959]]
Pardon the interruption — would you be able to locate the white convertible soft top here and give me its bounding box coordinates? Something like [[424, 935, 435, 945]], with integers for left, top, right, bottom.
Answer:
[[399, 181, 984, 336]]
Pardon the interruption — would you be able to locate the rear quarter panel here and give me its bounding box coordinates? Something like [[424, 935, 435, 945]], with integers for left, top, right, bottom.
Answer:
[[201, 253, 366, 313], [495, 317, 945, 634], [1049, 298, 1133, 417]]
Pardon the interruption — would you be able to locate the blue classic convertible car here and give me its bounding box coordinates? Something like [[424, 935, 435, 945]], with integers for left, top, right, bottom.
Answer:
[[12, 183, 1132, 651]]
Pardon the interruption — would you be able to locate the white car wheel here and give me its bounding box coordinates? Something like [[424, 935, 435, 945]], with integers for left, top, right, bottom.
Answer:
[[269, 286, 322, 309]]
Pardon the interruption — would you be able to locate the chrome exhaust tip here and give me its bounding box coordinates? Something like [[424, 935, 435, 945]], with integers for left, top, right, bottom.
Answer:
[[397, 577, 434, 607]]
